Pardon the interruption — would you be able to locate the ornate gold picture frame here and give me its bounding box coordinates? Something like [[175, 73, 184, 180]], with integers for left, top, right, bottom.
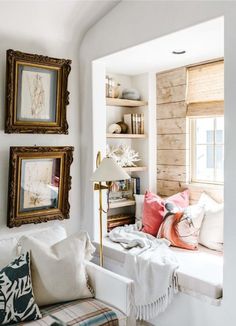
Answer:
[[7, 146, 74, 227], [5, 49, 71, 134]]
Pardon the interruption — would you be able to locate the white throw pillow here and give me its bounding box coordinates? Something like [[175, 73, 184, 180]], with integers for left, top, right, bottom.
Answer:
[[184, 204, 205, 229], [0, 225, 67, 269], [19, 231, 95, 306], [134, 194, 145, 230], [0, 237, 18, 269], [198, 192, 224, 251]]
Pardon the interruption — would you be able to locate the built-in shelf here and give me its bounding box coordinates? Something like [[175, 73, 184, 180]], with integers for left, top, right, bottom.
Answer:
[[106, 133, 147, 139], [123, 166, 147, 172], [106, 97, 147, 107], [109, 199, 136, 209]]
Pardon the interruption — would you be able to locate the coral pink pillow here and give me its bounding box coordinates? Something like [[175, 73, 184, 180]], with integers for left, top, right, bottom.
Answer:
[[142, 190, 190, 236], [141, 192, 164, 236]]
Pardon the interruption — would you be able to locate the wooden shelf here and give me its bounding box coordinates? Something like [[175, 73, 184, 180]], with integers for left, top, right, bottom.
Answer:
[[106, 97, 147, 107], [123, 166, 147, 172], [109, 199, 136, 209], [106, 133, 147, 139]]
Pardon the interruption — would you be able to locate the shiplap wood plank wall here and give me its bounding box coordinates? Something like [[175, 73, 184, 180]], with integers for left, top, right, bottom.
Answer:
[[156, 63, 224, 203], [156, 67, 188, 196]]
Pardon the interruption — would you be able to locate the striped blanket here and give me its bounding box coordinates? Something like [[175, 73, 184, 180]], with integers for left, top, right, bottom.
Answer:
[[18, 298, 120, 326]]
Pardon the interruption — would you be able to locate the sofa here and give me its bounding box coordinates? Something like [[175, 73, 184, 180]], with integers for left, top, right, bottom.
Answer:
[[0, 223, 135, 326]]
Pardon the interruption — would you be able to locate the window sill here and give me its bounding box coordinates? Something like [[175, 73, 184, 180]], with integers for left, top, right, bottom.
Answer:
[[93, 238, 223, 306]]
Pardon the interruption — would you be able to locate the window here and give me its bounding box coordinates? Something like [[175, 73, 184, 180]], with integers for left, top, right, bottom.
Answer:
[[191, 117, 224, 184]]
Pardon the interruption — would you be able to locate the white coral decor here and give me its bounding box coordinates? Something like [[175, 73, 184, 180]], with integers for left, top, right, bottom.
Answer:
[[107, 144, 141, 167]]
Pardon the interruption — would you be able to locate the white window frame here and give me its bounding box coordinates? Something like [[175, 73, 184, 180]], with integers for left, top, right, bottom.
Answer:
[[190, 116, 224, 185]]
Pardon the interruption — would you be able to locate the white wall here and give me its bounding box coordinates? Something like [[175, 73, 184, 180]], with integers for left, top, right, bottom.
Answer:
[[79, 1, 236, 325], [0, 2, 81, 236]]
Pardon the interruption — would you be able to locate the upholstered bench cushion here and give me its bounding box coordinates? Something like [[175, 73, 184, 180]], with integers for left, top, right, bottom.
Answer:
[[95, 237, 223, 302], [171, 245, 223, 300], [19, 298, 127, 326]]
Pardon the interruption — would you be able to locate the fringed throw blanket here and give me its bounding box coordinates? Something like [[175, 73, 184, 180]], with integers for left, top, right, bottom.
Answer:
[[109, 225, 179, 320]]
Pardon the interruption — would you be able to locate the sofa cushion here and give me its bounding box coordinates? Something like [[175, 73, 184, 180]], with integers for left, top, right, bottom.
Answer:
[[0, 237, 18, 269], [20, 231, 95, 307], [21, 298, 126, 326], [0, 252, 41, 325], [0, 224, 67, 269]]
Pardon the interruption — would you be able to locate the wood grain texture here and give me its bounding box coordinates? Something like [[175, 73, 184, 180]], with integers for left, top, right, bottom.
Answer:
[[106, 97, 147, 107], [157, 149, 188, 165], [157, 134, 188, 150], [156, 67, 186, 88], [157, 101, 187, 119], [157, 180, 185, 197], [106, 133, 147, 139], [157, 84, 186, 104], [187, 100, 224, 117], [157, 118, 186, 134], [157, 165, 187, 182]]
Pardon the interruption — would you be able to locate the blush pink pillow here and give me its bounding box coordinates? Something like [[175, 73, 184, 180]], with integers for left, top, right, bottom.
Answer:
[[167, 189, 190, 208], [142, 189, 190, 236]]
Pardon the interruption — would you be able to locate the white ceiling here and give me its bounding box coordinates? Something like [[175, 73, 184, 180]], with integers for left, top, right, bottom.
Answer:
[[0, 0, 119, 45], [99, 16, 224, 75]]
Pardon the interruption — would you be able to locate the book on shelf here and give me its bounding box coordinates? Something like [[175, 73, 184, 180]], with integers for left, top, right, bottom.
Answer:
[[132, 177, 141, 195], [107, 214, 135, 231], [123, 113, 144, 134], [124, 114, 133, 133]]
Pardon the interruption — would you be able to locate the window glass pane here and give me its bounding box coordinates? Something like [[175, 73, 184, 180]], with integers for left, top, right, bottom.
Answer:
[[196, 118, 214, 144], [192, 116, 224, 183], [206, 130, 214, 143], [195, 144, 214, 181], [216, 117, 224, 144], [206, 145, 214, 168]]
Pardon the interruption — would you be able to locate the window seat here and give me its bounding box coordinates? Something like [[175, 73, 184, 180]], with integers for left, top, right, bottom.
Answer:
[[94, 238, 223, 305]]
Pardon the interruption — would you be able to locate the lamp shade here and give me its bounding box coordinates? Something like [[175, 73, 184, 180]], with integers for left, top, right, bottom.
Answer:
[[91, 157, 130, 182]]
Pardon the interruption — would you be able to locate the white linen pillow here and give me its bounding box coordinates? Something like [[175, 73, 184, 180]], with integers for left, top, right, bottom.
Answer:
[[184, 204, 205, 229], [134, 194, 145, 230], [0, 237, 18, 269], [0, 225, 67, 269], [198, 192, 224, 251], [19, 231, 95, 306]]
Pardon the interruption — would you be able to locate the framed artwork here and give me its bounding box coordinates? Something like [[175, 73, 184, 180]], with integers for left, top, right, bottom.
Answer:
[[7, 146, 74, 227], [5, 49, 71, 134]]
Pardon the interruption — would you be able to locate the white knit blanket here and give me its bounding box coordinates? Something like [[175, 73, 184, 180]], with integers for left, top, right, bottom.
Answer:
[[109, 225, 179, 320]]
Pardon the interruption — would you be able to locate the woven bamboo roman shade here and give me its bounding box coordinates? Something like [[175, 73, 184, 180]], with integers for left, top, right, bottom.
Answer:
[[187, 60, 224, 117]]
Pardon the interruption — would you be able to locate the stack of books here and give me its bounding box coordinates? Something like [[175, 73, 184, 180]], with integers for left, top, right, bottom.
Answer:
[[124, 113, 144, 134], [107, 214, 135, 232]]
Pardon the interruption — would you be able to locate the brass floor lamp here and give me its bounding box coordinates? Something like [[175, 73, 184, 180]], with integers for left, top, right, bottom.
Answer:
[[91, 151, 130, 267]]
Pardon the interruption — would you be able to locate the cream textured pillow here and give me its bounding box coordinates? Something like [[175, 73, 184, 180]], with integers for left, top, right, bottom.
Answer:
[[19, 231, 95, 306], [198, 192, 224, 251]]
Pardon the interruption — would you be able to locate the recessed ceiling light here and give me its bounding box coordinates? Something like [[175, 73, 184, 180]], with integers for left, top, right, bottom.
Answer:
[[172, 50, 186, 55]]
